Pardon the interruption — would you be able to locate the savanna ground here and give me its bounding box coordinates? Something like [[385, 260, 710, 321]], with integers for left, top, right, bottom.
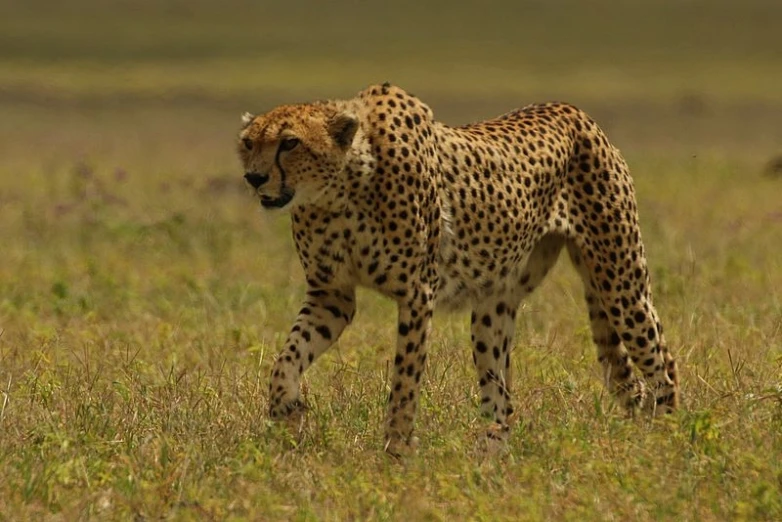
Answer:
[[1, 1, 781, 520]]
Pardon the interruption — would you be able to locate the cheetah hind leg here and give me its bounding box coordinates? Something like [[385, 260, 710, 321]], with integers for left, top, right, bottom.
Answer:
[[566, 240, 647, 413], [566, 238, 678, 415], [472, 234, 565, 452], [470, 299, 517, 455]]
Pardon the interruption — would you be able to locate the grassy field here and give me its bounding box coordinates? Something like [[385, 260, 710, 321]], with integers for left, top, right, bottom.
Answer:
[[1, 1, 782, 520]]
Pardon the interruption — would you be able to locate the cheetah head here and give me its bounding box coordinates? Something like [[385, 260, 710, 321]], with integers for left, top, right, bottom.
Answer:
[[237, 104, 359, 210]]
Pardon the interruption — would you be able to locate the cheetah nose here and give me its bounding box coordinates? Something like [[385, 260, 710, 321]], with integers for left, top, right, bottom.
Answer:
[[244, 172, 269, 189]]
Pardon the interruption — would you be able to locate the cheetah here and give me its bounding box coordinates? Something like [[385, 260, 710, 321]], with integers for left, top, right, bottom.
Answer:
[[238, 83, 679, 455]]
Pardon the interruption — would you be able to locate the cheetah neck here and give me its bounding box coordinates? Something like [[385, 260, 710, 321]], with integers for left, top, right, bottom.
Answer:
[[342, 100, 376, 180], [345, 130, 376, 182], [292, 100, 376, 213]]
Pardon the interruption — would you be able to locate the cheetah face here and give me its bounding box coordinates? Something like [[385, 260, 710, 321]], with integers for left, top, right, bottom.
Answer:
[[237, 105, 359, 210]]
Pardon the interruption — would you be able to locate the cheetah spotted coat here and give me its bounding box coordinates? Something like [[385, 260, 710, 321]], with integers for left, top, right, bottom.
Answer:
[[238, 83, 679, 454]]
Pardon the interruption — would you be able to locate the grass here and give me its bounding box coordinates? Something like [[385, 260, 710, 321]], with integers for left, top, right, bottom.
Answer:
[[1, 0, 782, 520]]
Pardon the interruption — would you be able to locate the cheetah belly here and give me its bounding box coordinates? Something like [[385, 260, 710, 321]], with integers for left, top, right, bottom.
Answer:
[[434, 219, 536, 311]]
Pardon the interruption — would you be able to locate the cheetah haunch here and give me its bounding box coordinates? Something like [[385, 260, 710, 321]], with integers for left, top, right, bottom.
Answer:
[[238, 83, 679, 455]]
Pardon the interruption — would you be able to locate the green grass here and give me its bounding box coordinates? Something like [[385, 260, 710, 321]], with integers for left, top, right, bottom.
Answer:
[[1, 1, 782, 520]]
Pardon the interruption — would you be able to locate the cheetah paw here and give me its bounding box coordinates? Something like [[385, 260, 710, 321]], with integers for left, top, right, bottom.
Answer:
[[384, 435, 419, 459]]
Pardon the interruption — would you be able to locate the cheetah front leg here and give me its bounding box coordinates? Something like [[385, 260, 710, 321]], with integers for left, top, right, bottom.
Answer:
[[268, 287, 355, 420], [385, 289, 434, 457]]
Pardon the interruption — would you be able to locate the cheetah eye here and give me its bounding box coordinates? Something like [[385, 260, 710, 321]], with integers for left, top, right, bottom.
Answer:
[[242, 138, 253, 151], [279, 137, 300, 152]]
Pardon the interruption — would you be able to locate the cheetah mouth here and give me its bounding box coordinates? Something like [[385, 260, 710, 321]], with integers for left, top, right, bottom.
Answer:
[[260, 190, 295, 209]]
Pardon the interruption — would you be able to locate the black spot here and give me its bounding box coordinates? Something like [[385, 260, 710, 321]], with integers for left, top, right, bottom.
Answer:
[[325, 305, 342, 318], [482, 315, 492, 327], [315, 325, 332, 340], [399, 323, 410, 336], [476, 341, 488, 354]]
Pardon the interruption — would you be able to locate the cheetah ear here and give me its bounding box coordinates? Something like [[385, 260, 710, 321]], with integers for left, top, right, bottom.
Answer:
[[241, 112, 254, 126], [328, 112, 359, 149]]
